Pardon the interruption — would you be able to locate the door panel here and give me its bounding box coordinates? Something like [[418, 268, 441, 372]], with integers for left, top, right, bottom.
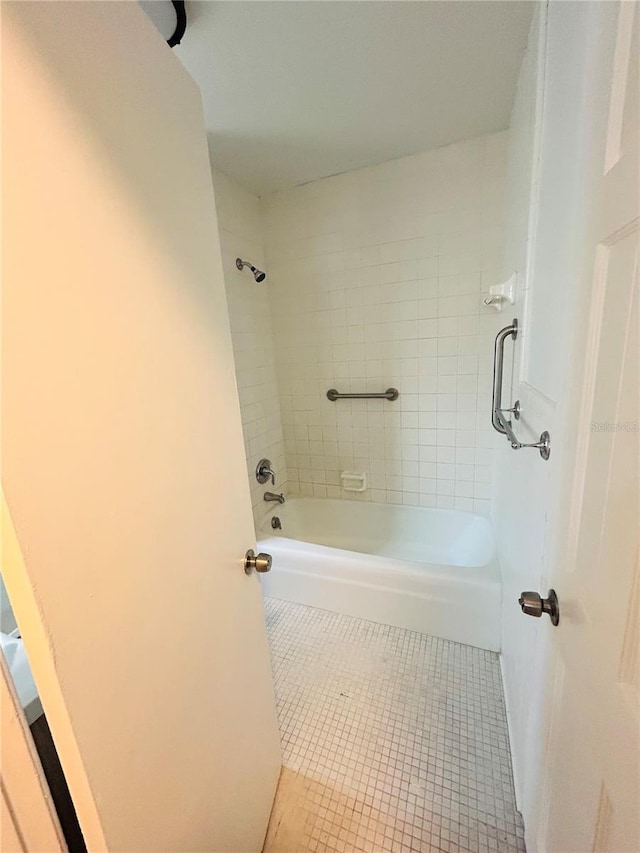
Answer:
[[1, 3, 281, 851], [541, 3, 639, 850]]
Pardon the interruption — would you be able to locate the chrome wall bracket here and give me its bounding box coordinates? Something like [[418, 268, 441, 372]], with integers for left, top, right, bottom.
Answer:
[[538, 431, 551, 461], [496, 411, 552, 460], [502, 399, 521, 420]]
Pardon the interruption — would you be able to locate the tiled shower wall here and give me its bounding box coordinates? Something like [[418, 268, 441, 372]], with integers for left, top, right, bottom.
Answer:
[[213, 171, 288, 523], [261, 133, 507, 516]]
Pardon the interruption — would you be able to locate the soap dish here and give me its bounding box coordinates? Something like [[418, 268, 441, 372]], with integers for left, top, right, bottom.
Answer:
[[340, 471, 367, 492]]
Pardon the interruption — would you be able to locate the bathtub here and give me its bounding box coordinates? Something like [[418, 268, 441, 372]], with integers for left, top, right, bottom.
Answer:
[[258, 498, 501, 651]]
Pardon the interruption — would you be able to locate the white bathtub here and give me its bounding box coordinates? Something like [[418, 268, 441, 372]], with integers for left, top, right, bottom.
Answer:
[[258, 498, 501, 651]]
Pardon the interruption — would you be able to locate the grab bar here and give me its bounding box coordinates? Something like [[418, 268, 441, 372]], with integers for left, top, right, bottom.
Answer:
[[491, 318, 551, 460], [492, 319, 518, 434], [495, 410, 551, 459], [326, 388, 399, 401]]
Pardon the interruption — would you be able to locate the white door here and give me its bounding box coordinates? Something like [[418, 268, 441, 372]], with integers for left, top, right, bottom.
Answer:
[[1, 3, 281, 851], [539, 3, 639, 850], [1, 655, 65, 853]]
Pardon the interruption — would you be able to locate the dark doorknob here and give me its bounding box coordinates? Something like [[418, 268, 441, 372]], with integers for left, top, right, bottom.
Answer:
[[518, 589, 559, 625]]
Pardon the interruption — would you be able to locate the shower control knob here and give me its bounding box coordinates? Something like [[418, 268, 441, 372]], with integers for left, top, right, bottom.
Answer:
[[518, 589, 559, 625], [256, 458, 275, 485], [244, 549, 272, 575]]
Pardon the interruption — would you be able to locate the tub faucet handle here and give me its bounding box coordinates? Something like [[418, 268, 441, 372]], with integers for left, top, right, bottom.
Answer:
[[256, 458, 275, 485]]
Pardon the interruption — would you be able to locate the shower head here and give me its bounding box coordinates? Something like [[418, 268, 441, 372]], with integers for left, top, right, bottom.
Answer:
[[236, 258, 266, 283]]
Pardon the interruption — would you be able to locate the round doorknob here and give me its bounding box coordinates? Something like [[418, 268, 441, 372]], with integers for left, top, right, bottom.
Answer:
[[244, 549, 272, 575], [518, 589, 559, 625], [519, 591, 543, 617]]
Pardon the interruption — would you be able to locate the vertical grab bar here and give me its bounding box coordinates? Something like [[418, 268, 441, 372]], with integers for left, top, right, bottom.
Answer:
[[491, 318, 518, 434], [491, 318, 551, 459]]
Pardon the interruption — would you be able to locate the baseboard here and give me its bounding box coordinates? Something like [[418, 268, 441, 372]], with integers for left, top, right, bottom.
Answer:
[[499, 654, 525, 820]]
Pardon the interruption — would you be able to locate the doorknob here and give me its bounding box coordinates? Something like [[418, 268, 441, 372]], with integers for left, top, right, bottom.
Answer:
[[518, 589, 559, 625], [244, 549, 272, 575]]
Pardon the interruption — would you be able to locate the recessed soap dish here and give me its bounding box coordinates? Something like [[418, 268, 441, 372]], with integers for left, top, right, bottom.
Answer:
[[340, 471, 367, 492]]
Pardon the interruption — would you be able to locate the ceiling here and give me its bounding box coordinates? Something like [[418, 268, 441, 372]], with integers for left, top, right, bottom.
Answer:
[[144, 1, 535, 196]]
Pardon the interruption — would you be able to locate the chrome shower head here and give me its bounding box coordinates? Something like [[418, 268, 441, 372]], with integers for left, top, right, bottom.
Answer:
[[236, 258, 266, 283]]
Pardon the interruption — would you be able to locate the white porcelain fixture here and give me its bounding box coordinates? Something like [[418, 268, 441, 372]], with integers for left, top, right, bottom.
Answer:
[[0, 632, 42, 725], [483, 271, 518, 311], [339, 471, 367, 492], [258, 498, 500, 651]]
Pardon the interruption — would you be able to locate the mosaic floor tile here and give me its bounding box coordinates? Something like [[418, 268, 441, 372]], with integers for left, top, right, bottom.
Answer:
[[263, 598, 525, 853]]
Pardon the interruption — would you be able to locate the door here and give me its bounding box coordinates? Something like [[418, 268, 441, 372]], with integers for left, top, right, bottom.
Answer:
[[1, 654, 65, 853], [538, 3, 639, 850], [1, 3, 281, 851]]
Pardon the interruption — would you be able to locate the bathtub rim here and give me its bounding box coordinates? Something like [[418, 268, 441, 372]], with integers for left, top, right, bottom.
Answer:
[[257, 496, 497, 574], [256, 532, 501, 585]]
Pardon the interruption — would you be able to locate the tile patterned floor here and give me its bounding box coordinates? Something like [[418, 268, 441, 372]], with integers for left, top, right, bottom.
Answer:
[[263, 598, 525, 853]]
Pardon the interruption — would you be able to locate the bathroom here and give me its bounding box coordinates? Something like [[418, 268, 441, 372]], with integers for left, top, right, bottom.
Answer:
[[2, 2, 637, 852], [215, 130, 509, 652]]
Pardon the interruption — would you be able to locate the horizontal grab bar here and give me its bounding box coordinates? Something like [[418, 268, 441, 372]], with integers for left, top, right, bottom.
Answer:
[[495, 409, 551, 460], [326, 388, 399, 401]]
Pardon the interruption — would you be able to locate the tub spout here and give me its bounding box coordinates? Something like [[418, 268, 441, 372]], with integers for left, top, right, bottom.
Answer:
[[264, 491, 285, 504]]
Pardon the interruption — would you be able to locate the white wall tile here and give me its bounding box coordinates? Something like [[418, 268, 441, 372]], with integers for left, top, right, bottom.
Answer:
[[260, 133, 507, 515], [213, 171, 288, 525], [217, 135, 507, 519]]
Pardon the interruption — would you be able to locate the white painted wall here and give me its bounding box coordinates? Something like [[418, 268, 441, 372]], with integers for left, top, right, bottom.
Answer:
[[172, 1, 533, 193], [0, 575, 18, 635], [494, 4, 608, 847], [493, 7, 547, 821], [261, 135, 508, 514], [213, 171, 289, 523]]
